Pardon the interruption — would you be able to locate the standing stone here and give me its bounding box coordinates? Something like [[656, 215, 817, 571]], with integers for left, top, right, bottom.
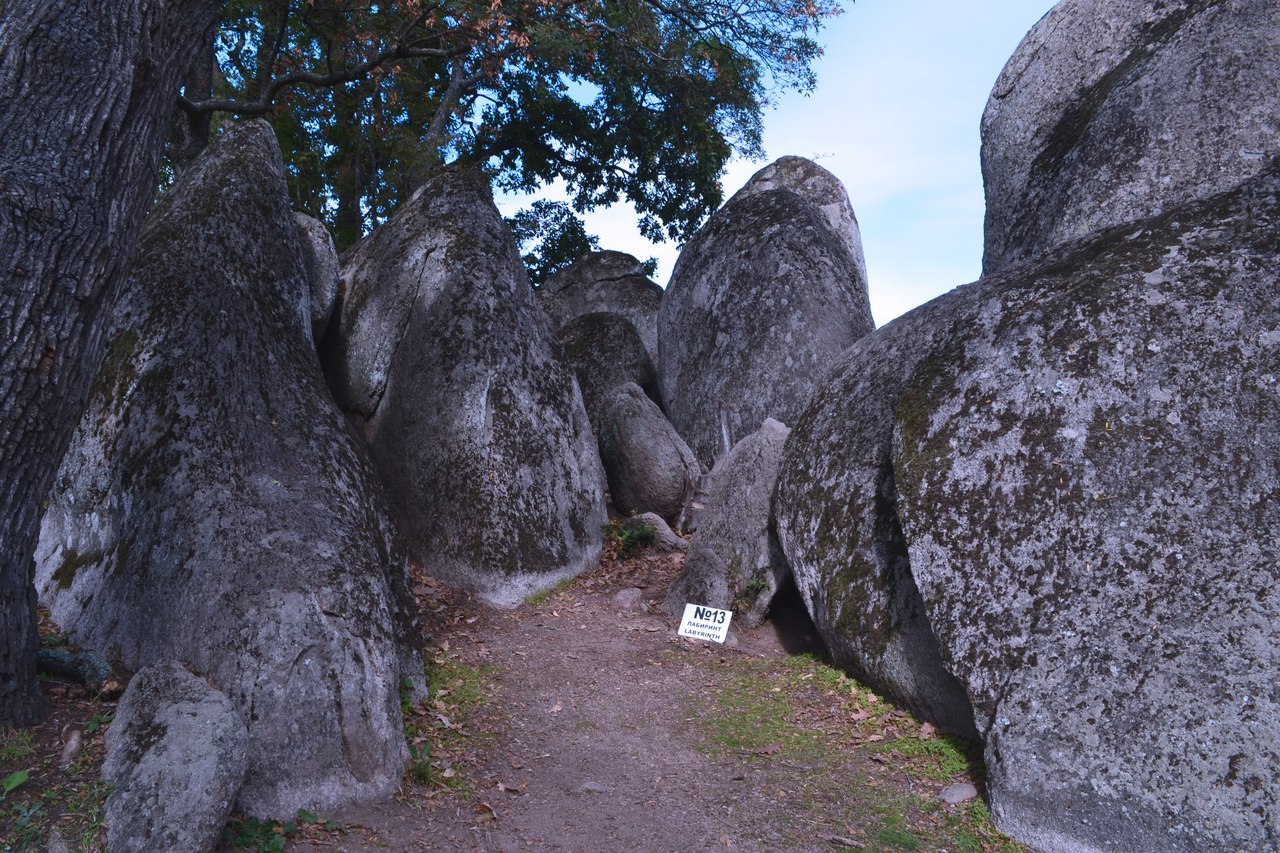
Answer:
[[294, 212, 340, 345], [35, 122, 422, 816], [597, 383, 700, 520], [103, 662, 248, 853], [895, 164, 1280, 853], [540, 251, 664, 366], [664, 419, 792, 628], [981, 0, 1280, 274], [557, 312, 661, 426], [328, 169, 606, 606], [658, 157, 874, 466]]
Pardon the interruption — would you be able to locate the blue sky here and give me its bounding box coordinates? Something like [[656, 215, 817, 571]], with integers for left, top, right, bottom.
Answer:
[[498, 0, 1058, 326]]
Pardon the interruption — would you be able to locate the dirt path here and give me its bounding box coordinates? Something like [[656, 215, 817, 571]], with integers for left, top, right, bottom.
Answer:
[[285, 547, 1013, 853]]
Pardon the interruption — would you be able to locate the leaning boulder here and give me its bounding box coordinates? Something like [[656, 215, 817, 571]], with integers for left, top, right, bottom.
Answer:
[[103, 662, 248, 852], [981, 0, 1280, 274], [294, 212, 340, 344], [557, 312, 660, 426], [597, 383, 700, 520], [663, 419, 791, 628], [540, 251, 664, 365], [658, 158, 874, 465], [328, 169, 606, 606], [36, 121, 422, 816], [895, 163, 1280, 852]]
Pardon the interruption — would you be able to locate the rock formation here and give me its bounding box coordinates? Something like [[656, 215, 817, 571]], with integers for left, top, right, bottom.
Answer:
[[294, 211, 340, 344], [103, 662, 247, 852], [539, 251, 664, 366], [556, 312, 661, 425], [596, 383, 700, 520], [981, 0, 1280, 274], [325, 168, 606, 606], [35, 122, 422, 816], [664, 419, 791, 627], [657, 157, 874, 466]]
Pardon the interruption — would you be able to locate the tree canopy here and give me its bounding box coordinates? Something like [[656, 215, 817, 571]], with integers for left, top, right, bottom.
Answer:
[[181, 0, 843, 248]]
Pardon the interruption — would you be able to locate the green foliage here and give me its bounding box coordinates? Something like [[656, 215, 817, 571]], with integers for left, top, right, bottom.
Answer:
[[191, 0, 844, 248], [83, 713, 113, 735], [401, 652, 496, 793], [602, 518, 657, 556], [505, 199, 600, 286], [2, 770, 28, 800], [524, 576, 575, 607], [0, 730, 35, 763], [867, 733, 975, 782], [222, 809, 347, 851]]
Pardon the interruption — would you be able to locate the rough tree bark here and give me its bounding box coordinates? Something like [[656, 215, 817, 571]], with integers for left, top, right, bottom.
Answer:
[[0, 0, 218, 724]]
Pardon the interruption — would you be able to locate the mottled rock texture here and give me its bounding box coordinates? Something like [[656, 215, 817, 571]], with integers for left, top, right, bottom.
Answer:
[[328, 169, 606, 606], [294, 211, 340, 344], [658, 158, 874, 466], [556, 312, 660, 426], [540, 251, 664, 365], [895, 164, 1280, 853], [597, 383, 700, 520], [35, 122, 422, 816], [774, 302, 979, 737], [103, 662, 247, 852], [728, 155, 868, 287], [664, 419, 791, 628], [982, 0, 1280, 274]]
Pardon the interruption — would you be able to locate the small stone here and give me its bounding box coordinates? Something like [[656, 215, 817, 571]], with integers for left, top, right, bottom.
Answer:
[[611, 588, 644, 612], [577, 781, 607, 795], [939, 782, 978, 805]]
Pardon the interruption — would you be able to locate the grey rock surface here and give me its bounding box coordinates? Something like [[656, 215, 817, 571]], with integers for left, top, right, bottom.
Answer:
[[294, 211, 340, 344], [626, 513, 688, 554], [103, 662, 247, 852], [664, 419, 792, 628], [35, 122, 422, 816], [597, 383, 700, 520], [540, 251, 664, 365], [331, 169, 606, 606], [728, 155, 868, 287], [982, 0, 1280, 274], [658, 160, 874, 466], [895, 163, 1280, 853], [556, 312, 660, 426], [774, 283, 982, 738]]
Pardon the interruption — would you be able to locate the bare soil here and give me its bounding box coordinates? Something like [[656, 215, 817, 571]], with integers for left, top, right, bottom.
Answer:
[[3, 541, 1014, 852]]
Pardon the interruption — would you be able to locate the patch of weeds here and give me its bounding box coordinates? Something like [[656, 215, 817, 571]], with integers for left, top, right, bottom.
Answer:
[[83, 713, 113, 735], [524, 576, 575, 607], [401, 652, 496, 795], [601, 518, 655, 556], [0, 730, 36, 763], [0, 777, 109, 850], [875, 825, 923, 849], [867, 733, 976, 782], [222, 809, 347, 852]]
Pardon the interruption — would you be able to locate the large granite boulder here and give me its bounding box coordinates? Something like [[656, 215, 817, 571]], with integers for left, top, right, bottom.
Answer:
[[326, 169, 606, 606], [727, 155, 868, 287], [663, 419, 791, 628], [658, 157, 874, 466], [294, 211, 340, 344], [782, 160, 1280, 849], [557, 312, 660, 426], [35, 122, 423, 816], [981, 0, 1280, 274], [774, 295, 979, 736], [597, 383, 700, 520], [895, 164, 1280, 852], [103, 662, 248, 852], [540, 251, 664, 365]]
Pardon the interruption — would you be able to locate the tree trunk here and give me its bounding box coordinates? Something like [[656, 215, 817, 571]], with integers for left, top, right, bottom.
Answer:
[[0, 0, 218, 725]]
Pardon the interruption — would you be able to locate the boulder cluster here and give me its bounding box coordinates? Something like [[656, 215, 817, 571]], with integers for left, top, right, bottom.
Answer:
[[29, 0, 1278, 849]]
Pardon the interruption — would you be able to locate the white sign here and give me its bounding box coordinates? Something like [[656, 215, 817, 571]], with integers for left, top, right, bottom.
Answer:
[[678, 603, 733, 644]]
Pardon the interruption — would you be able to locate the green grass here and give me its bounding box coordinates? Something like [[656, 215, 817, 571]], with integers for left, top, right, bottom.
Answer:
[[0, 730, 35, 763], [524, 576, 575, 607], [0, 777, 109, 850], [401, 652, 497, 795], [221, 808, 347, 852], [866, 733, 976, 782]]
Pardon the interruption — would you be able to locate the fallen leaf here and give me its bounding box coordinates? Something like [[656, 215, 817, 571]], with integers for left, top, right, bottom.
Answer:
[[550, 702, 562, 714], [497, 781, 527, 794], [865, 734, 884, 743], [474, 802, 497, 824], [919, 722, 937, 740], [759, 743, 782, 755]]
